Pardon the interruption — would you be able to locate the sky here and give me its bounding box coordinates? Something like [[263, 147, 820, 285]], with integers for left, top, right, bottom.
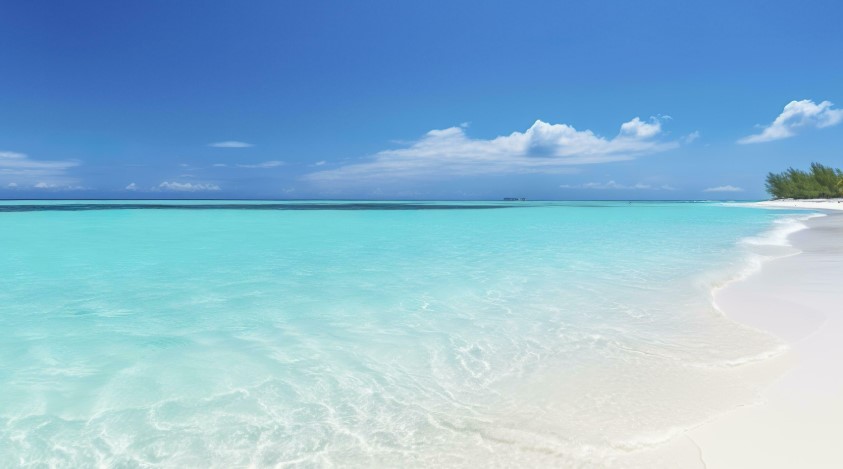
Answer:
[[1, 0, 842, 200]]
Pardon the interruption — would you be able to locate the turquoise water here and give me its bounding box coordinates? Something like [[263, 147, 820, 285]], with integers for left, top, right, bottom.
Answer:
[[0, 201, 807, 467]]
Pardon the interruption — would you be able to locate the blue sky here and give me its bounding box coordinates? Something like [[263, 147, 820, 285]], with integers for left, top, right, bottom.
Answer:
[[1, 0, 841, 200]]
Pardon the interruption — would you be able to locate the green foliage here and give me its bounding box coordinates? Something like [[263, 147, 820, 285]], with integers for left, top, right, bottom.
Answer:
[[765, 163, 843, 199]]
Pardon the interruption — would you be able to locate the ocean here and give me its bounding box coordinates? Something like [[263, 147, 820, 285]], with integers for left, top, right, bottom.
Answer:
[[0, 201, 811, 467]]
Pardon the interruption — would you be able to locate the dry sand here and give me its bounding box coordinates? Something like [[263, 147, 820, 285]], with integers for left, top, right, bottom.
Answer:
[[689, 208, 843, 468], [755, 198, 843, 211]]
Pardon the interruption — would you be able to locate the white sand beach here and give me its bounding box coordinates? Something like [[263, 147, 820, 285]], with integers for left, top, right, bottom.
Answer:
[[755, 198, 843, 211], [689, 205, 843, 467]]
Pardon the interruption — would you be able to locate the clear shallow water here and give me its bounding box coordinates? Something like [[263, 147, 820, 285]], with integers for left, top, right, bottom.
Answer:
[[0, 201, 809, 467]]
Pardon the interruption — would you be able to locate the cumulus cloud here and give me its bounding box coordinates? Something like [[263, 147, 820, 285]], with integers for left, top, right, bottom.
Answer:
[[619, 117, 662, 138], [236, 160, 283, 168], [738, 99, 843, 144], [560, 181, 676, 190], [305, 117, 678, 183], [703, 185, 743, 192], [125, 182, 138, 191], [208, 141, 254, 148], [0, 150, 79, 185], [157, 181, 221, 192]]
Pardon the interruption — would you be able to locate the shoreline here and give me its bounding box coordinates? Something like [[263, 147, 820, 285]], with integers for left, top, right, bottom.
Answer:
[[754, 198, 843, 211], [688, 206, 843, 467]]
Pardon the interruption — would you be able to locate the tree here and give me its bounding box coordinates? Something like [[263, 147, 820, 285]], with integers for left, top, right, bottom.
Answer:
[[765, 163, 843, 199]]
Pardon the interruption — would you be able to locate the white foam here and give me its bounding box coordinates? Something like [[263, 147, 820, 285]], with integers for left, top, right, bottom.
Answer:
[[740, 213, 824, 247]]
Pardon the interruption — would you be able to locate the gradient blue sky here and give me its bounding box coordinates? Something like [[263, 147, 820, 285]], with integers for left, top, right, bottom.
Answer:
[[1, 0, 841, 199]]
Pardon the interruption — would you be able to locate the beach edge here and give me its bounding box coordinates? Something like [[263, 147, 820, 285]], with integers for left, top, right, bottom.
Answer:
[[688, 206, 843, 468]]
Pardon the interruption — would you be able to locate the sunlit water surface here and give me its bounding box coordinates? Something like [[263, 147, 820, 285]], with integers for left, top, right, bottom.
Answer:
[[0, 201, 810, 467]]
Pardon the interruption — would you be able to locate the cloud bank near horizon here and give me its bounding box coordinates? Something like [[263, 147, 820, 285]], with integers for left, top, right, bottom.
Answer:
[[0, 150, 79, 187], [156, 181, 221, 192], [703, 185, 743, 192], [560, 181, 676, 191], [305, 117, 679, 184]]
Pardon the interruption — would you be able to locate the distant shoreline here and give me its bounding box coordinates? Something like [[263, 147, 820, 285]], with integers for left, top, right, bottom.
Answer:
[[755, 198, 843, 211]]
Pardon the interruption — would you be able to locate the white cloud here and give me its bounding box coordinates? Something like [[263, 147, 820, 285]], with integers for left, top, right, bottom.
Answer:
[[560, 181, 676, 190], [314, 160, 327, 166], [619, 117, 662, 138], [236, 160, 283, 168], [212, 163, 228, 167], [157, 181, 221, 192], [305, 117, 678, 183], [208, 141, 254, 148], [738, 99, 843, 144], [31, 182, 86, 190], [0, 150, 79, 185], [6, 182, 17, 188], [703, 185, 743, 192], [125, 182, 137, 191], [684, 131, 701, 143]]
